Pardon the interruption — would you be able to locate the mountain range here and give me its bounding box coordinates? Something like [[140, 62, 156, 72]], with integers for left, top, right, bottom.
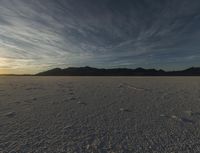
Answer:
[[36, 66, 200, 76]]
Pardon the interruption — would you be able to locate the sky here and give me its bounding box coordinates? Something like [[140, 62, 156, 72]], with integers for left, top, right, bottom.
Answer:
[[0, 0, 200, 74]]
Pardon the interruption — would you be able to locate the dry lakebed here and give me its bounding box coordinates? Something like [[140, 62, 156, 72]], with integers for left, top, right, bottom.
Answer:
[[1, 76, 200, 152]]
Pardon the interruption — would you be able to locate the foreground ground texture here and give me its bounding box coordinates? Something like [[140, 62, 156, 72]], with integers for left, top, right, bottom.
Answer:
[[1, 77, 200, 153]]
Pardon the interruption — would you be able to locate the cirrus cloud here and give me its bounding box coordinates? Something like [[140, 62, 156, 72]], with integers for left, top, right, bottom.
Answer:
[[0, 0, 200, 73]]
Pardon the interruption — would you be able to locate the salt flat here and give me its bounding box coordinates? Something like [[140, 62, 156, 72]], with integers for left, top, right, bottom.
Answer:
[[1, 77, 200, 153]]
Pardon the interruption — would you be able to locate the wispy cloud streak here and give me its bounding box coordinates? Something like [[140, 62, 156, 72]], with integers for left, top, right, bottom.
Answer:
[[0, 0, 200, 73]]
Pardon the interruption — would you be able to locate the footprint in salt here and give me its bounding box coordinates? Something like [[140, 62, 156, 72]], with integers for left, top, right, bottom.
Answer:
[[171, 115, 178, 120], [118, 84, 124, 88], [63, 124, 73, 129], [52, 101, 58, 105], [5, 112, 16, 118], [160, 114, 170, 118], [15, 101, 21, 104], [32, 97, 37, 101], [120, 108, 130, 112], [69, 93, 74, 96], [77, 101, 87, 105], [69, 97, 76, 101]]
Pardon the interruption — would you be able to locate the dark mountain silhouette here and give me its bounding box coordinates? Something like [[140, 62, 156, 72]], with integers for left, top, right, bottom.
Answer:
[[36, 66, 200, 76]]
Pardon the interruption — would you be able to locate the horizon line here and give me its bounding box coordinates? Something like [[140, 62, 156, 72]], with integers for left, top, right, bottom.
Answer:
[[0, 66, 199, 76]]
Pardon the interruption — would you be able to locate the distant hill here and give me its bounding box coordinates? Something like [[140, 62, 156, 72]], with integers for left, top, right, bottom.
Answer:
[[36, 66, 200, 76]]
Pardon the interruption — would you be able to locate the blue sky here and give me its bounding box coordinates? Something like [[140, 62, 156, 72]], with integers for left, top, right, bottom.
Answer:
[[0, 0, 200, 74]]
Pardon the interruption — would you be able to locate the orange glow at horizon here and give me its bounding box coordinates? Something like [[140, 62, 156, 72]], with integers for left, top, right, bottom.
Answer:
[[0, 68, 38, 75], [0, 69, 7, 74], [0, 68, 18, 74]]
